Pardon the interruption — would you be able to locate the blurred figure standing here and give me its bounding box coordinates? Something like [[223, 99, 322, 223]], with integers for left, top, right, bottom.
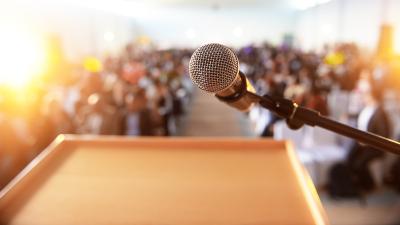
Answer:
[[124, 88, 154, 136], [328, 86, 392, 197]]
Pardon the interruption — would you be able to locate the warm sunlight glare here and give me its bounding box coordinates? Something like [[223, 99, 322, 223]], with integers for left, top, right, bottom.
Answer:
[[395, 30, 400, 56], [0, 26, 45, 88]]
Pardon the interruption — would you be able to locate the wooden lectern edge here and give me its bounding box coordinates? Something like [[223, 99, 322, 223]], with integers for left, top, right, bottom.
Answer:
[[284, 141, 329, 225], [0, 134, 286, 210], [0, 134, 329, 225], [60, 134, 289, 150], [0, 135, 66, 211]]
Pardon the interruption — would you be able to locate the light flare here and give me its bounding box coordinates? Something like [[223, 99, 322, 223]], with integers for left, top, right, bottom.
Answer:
[[0, 26, 46, 88], [395, 30, 400, 55]]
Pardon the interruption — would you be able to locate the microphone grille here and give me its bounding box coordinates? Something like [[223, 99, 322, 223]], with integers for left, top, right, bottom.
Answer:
[[189, 43, 239, 93]]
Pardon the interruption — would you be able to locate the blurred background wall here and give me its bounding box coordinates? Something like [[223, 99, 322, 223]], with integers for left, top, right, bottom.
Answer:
[[0, 1, 138, 61], [3, 0, 400, 61], [294, 0, 400, 52]]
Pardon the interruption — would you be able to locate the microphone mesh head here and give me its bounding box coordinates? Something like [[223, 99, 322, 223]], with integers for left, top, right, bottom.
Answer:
[[189, 43, 239, 93]]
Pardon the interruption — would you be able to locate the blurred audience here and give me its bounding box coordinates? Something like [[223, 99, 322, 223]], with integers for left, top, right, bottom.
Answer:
[[235, 42, 399, 197], [0, 44, 193, 189], [1, 40, 400, 196]]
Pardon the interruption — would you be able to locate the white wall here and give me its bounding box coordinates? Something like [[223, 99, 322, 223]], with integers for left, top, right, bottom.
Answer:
[[0, 1, 138, 61], [135, 6, 294, 48], [135, 0, 400, 51], [4, 0, 400, 60], [0, 1, 294, 60], [294, 0, 400, 52]]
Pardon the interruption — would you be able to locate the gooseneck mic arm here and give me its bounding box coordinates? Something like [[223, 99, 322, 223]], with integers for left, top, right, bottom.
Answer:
[[220, 72, 400, 155]]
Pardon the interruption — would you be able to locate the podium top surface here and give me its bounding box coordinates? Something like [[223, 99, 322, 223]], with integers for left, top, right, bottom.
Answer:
[[0, 135, 327, 225]]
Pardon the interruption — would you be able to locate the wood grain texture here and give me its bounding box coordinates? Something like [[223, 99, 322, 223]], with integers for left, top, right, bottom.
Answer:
[[0, 135, 328, 225]]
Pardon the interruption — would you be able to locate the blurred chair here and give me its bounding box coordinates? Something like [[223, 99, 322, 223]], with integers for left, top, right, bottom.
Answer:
[[305, 127, 347, 187], [273, 120, 305, 147], [274, 121, 347, 187], [273, 121, 318, 181], [327, 90, 349, 120]]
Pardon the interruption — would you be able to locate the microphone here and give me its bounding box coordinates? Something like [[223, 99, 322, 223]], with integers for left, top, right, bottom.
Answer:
[[189, 43, 256, 111]]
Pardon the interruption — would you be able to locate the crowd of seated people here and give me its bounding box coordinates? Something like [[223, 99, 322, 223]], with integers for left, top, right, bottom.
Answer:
[[237, 42, 400, 197], [236, 42, 398, 138], [0, 43, 194, 189]]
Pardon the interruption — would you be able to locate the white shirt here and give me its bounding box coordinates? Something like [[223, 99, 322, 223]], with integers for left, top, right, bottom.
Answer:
[[357, 105, 377, 131]]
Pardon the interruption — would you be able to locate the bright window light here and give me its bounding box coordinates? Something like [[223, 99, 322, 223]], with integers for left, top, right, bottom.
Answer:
[[104, 31, 115, 42], [185, 28, 196, 39], [233, 27, 243, 37], [291, 0, 332, 10], [0, 26, 45, 87], [395, 30, 400, 55]]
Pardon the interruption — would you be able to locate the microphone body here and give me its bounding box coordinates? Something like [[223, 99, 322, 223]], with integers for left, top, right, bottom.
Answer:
[[189, 43, 256, 111]]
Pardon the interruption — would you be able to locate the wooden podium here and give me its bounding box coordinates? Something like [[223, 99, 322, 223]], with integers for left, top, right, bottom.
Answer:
[[0, 135, 328, 225]]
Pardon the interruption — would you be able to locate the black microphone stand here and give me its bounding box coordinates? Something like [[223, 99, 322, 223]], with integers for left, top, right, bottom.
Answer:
[[218, 72, 400, 154]]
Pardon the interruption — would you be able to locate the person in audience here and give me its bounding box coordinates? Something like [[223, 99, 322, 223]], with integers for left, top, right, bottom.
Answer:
[[347, 86, 392, 181], [260, 76, 285, 137], [124, 88, 154, 136], [384, 135, 400, 193], [0, 112, 35, 189], [39, 95, 75, 141], [305, 86, 329, 116], [284, 76, 306, 105], [153, 79, 173, 136], [328, 86, 392, 198]]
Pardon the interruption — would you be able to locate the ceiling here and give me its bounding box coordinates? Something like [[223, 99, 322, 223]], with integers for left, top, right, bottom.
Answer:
[[121, 0, 296, 10]]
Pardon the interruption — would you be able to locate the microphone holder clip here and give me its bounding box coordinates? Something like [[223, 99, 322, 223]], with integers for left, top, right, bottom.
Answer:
[[215, 72, 248, 103]]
